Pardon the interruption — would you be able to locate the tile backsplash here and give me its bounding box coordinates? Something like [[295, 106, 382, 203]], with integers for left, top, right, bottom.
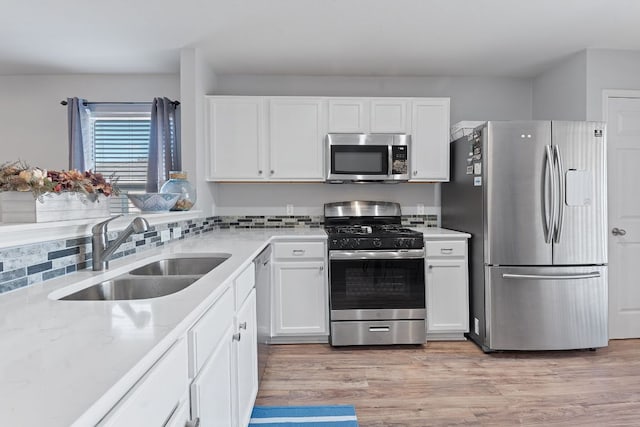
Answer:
[[0, 213, 437, 294]]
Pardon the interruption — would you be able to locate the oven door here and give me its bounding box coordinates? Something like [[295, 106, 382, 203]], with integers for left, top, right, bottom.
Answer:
[[329, 250, 425, 320]]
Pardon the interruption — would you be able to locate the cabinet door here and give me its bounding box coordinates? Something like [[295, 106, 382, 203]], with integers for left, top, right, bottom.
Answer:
[[207, 97, 266, 180], [190, 326, 235, 427], [235, 290, 258, 427], [426, 258, 469, 333], [269, 98, 325, 180], [370, 98, 410, 133], [411, 98, 450, 181], [273, 261, 328, 336], [328, 98, 368, 132]]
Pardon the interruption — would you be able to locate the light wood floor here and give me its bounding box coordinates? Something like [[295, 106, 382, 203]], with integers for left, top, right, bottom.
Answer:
[[255, 339, 640, 426]]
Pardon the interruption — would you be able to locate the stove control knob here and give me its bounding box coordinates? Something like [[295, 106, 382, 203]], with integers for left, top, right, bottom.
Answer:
[[350, 238, 360, 249], [372, 238, 382, 248]]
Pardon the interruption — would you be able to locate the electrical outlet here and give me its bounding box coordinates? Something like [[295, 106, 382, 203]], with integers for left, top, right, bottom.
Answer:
[[417, 203, 425, 215], [286, 204, 294, 215], [172, 227, 182, 239], [160, 229, 171, 243], [474, 318, 480, 335]]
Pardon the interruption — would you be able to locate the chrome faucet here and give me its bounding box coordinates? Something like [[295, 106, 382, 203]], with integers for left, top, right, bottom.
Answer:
[[92, 215, 150, 271]]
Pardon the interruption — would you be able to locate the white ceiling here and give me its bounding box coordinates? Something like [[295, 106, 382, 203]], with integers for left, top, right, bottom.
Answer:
[[2, 0, 640, 77]]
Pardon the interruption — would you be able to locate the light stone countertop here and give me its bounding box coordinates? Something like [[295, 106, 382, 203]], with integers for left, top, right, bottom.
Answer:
[[0, 226, 466, 426], [0, 228, 325, 427]]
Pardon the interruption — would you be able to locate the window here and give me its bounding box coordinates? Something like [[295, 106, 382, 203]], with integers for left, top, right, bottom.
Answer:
[[87, 103, 151, 213]]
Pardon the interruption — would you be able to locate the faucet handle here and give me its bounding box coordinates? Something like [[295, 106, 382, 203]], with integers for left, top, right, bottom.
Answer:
[[92, 214, 123, 234]]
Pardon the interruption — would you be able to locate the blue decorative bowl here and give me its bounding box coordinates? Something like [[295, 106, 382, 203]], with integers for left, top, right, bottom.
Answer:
[[127, 193, 180, 212]]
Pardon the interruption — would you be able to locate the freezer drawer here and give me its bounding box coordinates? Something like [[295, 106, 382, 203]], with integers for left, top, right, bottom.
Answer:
[[486, 265, 607, 351]]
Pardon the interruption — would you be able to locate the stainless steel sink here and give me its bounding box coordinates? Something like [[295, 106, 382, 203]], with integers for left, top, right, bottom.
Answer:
[[128, 255, 231, 276], [60, 276, 199, 301]]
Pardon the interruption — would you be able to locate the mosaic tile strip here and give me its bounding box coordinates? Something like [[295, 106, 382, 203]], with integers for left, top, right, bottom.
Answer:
[[0, 216, 217, 295], [0, 213, 438, 295], [214, 215, 324, 229], [401, 214, 438, 227]]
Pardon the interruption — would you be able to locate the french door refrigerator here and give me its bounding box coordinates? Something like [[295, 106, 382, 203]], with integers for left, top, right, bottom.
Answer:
[[442, 121, 608, 351]]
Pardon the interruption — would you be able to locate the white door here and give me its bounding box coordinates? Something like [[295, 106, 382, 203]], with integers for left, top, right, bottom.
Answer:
[[269, 98, 325, 180], [327, 98, 368, 132], [410, 98, 450, 181], [191, 326, 235, 427], [426, 259, 469, 334], [235, 290, 258, 427], [206, 97, 266, 180], [272, 262, 328, 336], [606, 95, 640, 339], [370, 98, 410, 133]]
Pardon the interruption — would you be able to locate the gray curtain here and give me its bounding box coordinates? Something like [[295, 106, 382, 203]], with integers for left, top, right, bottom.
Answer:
[[146, 97, 181, 192], [67, 97, 91, 170]]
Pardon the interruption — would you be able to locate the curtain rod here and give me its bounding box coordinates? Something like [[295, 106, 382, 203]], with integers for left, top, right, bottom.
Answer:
[[60, 100, 180, 106]]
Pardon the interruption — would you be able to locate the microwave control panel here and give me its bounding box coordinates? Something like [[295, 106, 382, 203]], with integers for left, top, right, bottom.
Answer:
[[391, 145, 408, 175]]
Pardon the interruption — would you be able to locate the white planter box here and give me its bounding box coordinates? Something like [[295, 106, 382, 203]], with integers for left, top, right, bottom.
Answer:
[[0, 192, 110, 223]]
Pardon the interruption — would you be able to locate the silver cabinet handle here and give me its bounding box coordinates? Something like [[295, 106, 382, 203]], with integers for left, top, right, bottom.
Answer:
[[270, 170, 275, 175], [502, 272, 601, 280], [413, 170, 418, 176], [239, 322, 247, 330], [258, 170, 263, 175], [292, 249, 306, 255], [186, 417, 200, 427], [262, 259, 269, 266], [369, 326, 390, 332], [612, 227, 627, 236], [319, 265, 324, 272], [440, 248, 453, 254], [232, 332, 241, 341]]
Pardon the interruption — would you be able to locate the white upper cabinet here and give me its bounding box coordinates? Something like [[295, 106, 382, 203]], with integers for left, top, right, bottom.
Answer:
[[206, 95, 450, 182], [206, 97, 266, 180], [327, 98, 368, 132], [411, 98, 450, 181], [370, 98, 410, 133], [268, 98, 325, 180], [328, 98, 409, 133]]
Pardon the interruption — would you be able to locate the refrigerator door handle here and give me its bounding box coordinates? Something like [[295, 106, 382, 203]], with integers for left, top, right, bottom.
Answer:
[[542, 145, 556, 243], [553, 145, 565, 243], [502, 272, 601, 280]]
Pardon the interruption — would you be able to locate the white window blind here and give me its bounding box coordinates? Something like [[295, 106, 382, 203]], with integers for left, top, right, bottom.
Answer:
[[88, 103, 151, 213]]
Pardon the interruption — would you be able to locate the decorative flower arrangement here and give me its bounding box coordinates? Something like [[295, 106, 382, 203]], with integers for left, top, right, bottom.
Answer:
[[0, 161, 118, 200]]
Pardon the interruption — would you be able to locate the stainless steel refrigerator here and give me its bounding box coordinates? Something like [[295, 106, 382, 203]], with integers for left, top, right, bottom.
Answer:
[[442, 121, 608, 351]]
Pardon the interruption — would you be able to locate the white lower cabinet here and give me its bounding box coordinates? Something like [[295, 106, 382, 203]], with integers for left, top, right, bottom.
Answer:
[[425, 239, 470, 340], [190, 325, 235, 427], [234, 290, 258, 427], [98, 338, 189, 427], [271, 240, 329, 342], [190, 263, 258, 427]]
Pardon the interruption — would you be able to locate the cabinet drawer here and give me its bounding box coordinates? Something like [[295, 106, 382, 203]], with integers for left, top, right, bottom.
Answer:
[[98, 338, 188, 427], [189, 287, 234, 377], [235, 262, 256, 308], [425, 240, 466, 257], [273, 241, 325, 260]]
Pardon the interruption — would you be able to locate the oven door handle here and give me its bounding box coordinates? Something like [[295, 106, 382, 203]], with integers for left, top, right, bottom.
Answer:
[[329, 249, 425, 260]]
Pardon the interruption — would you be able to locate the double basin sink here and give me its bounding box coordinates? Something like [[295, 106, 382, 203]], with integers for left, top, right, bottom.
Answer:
[[60, 255, 231, 301]]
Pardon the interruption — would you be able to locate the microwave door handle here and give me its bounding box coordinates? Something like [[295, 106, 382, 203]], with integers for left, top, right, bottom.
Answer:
[[388, 144, 393, 177]]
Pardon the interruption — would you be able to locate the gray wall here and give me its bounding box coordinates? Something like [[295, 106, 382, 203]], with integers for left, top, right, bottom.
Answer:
[[586, 49, 640, 121], [214, 74, 533, 124], [532, 51, 587, 120], [0, 74, 179, 170], [210, 74, 533, 215]]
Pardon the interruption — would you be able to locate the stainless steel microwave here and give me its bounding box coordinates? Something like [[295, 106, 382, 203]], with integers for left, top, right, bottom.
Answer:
[[325, 133, 411, 183]]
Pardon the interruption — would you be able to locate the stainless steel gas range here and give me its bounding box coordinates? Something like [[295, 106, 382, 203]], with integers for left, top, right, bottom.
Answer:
[[324, 201, 426, 346]]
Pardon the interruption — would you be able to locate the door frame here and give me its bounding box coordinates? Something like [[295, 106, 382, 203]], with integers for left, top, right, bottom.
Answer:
[[602, 89, 640, 338]]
